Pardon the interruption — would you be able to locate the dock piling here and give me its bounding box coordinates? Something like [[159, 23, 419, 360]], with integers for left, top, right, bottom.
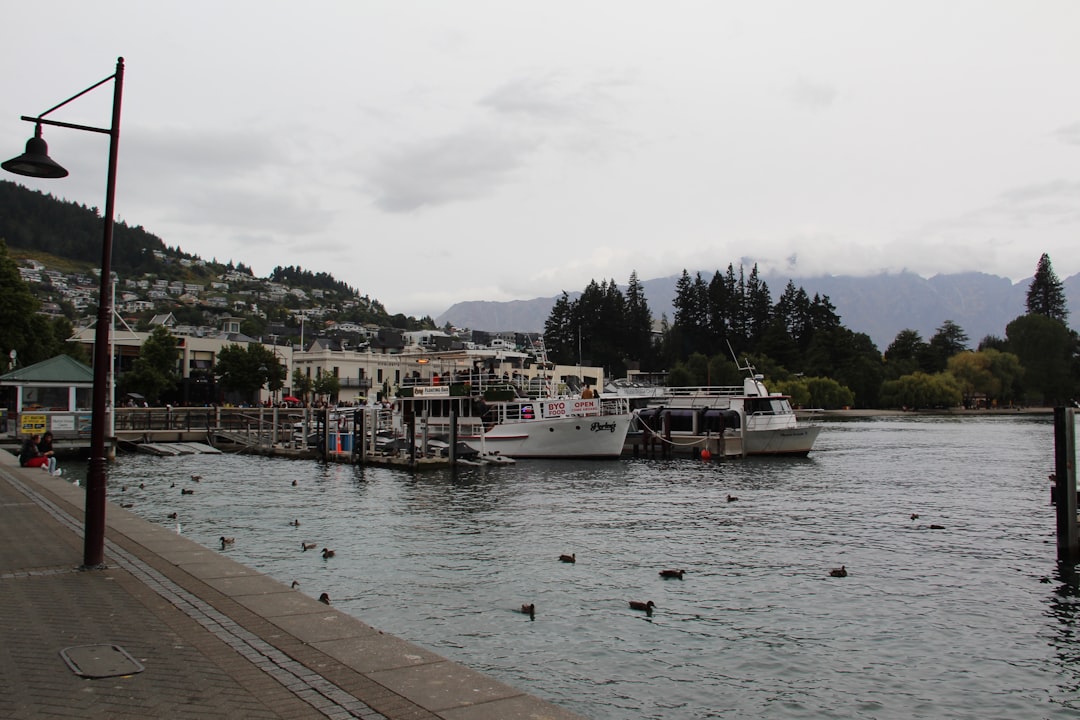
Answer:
[[1053, 407, 1079, 563]]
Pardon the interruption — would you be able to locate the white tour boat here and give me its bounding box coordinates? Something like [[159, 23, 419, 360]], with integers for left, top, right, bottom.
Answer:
[[619, 371, 822, 458], [397, 378, 633, 459]]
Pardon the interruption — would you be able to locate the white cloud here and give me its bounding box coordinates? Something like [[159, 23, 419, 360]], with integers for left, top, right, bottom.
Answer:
[[364, 127, 539, 212], [788, 76, 838, 110], [1054, 122, 1080, 146]]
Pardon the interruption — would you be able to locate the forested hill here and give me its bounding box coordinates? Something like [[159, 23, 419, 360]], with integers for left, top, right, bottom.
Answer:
[[0, 181, 356, 301], [0, 179, 189, 277], [270, 265, 356, 297]]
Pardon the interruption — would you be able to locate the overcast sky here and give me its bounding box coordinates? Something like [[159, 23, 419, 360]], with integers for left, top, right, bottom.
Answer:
[[3, 2, 1079, 318]]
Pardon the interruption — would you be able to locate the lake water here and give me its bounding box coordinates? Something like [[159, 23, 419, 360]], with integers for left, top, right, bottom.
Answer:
[[81, 415, 1080, 719]]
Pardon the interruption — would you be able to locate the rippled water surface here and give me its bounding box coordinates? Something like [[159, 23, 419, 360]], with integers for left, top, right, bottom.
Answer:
[[86, 415, 1080, 719]]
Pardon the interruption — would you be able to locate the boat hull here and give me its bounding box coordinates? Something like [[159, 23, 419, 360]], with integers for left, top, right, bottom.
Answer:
[[463, 413, 633, 459], [742, 426, 822, 456]]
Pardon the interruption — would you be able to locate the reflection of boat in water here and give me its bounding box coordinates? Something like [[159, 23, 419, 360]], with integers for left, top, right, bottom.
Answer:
[[397, 378, 633, 459], [616, 369, 822, 458]]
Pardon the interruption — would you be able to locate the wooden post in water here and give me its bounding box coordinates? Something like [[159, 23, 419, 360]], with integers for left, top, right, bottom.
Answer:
[[662, 411, 672, 459], [407, 416, 416, 468], [352, 409, 361, 464], [1053, 407, 1079, 563], [449, 406, 458, 465], [320, 407, 329, 460]]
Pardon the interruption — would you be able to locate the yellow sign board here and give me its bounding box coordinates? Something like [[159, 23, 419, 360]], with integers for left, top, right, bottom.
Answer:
[[19, 414, 47, 435]]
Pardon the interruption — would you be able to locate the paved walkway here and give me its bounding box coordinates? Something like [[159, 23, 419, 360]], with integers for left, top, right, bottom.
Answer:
[[0, 450, 585, 720]]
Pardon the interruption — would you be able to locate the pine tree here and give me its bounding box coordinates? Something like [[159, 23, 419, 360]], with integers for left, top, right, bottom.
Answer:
[[671, 270, 708, 357], [543, 292, 577, 364], [743, 264, 772, 346], [624, 271, 654, 368], [1026, 253, 1069, 322]]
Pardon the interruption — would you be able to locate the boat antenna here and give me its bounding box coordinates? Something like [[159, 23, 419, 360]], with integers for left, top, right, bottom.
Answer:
[[726, 340, 756, 378]]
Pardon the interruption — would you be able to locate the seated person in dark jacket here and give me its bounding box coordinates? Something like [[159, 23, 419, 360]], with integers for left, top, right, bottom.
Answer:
[[20, 433, 58, 474]]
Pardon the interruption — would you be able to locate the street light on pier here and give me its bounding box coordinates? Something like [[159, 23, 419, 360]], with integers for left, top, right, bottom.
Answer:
[[3, 58, 125, 569]]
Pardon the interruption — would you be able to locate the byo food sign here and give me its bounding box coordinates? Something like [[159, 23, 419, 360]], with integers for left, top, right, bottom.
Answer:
[[543, 398, 598, 417]]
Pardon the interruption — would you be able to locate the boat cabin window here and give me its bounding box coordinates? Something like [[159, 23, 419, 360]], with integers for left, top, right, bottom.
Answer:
[[746, 397, 793, 415]]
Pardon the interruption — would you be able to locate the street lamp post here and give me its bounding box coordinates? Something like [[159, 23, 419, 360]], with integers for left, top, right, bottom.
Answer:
[[3, 57, 125, 569]]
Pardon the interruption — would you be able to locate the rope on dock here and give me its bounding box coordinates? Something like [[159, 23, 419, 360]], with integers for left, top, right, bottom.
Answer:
[[634, 417, 708, 448]]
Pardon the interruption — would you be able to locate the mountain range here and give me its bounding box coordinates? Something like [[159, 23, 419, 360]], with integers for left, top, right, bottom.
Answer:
[[436, 270, 1080, 352]]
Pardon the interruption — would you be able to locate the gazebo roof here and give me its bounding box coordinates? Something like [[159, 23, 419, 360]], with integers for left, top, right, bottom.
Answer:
[[0, 354, 94, 384]]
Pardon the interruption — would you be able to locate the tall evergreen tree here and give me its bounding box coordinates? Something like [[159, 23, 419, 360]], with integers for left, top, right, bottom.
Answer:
[[883, 329, 925, 380], [743, 264, 772, 346], [706, 268, 734, 354], [727, 265, 749, 353], [577, 280, 606, 366], [624, 271, 654, 369], [672, 270, 708, 357], [1005, 313, 1076, 405], [1026, 253, 1069, 322], [672, 270, 693, 328], [926, 320, 969, 370], [543, 292, 576, 364]]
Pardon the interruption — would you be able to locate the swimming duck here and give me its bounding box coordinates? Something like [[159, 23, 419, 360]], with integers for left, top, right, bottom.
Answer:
[[291, 479, 298, 486], [629, 600, 655, 616], [559, 553, 576, 563], [289, 519, 300, 527], [120, 503, 133, 509], [291, 580, 300, 589], [929, 524, 945, 530], [829, 565, 847, 577], [181, 488, 194, 495], [520, 603, 536, 619], [302, 542, 316, 551], [167, 512, 177, 519], [659, 569, 685, 580], [910, 513, 919, 521], [191, 475, 202, 482], [220, 536, 235, 549], [727, 494, 739, 502], [322, 548, 336, 559], [318, 592, 331, 605]]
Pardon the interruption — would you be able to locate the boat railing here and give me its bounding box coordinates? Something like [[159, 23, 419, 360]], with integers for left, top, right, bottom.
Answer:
[[402, 370, 610, 400], [599, 396, 632, 415], [416, 416, 483, 437], [664, 386, 746, 398]]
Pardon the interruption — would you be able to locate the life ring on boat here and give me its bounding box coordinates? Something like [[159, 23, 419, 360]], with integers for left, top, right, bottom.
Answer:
[[522, 405, 535, 419]]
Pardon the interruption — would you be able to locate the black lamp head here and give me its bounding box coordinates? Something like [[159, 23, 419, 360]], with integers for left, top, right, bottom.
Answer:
[[2, 127, 69, 179]]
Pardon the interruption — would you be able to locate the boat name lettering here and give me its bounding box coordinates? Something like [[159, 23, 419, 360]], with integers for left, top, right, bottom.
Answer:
[[413, 386, 450, 397], [590, 421, 618, 433]]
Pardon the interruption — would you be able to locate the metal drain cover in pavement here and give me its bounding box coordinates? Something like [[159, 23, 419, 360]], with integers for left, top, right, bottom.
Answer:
[[60, 644, 145, 678]]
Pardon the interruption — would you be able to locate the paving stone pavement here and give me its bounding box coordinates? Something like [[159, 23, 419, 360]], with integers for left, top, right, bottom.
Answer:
[[0, 451, 585, 720]]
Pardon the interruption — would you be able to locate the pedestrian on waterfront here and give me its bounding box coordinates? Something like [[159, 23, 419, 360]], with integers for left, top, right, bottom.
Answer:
[[581, 385, 595, 399], [20, 433, 58, 474]]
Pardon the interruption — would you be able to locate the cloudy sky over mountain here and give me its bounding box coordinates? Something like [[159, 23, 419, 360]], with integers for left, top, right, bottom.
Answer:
[[4, 2, 1079, 317]]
